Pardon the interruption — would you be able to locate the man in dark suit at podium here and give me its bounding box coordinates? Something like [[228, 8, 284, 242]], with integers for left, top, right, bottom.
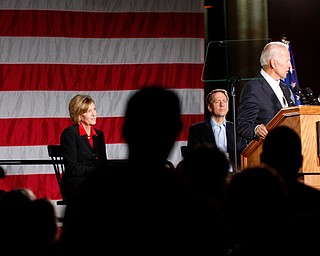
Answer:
[[237, 41, 296, 144]]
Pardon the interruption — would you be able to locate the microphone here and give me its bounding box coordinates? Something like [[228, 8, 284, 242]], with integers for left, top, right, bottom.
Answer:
[[293, 85, 309, 105], [304, 87, 320, 105]]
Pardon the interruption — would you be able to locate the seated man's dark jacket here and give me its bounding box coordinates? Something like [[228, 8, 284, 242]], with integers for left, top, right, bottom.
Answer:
[[187, 119, 247, 168]]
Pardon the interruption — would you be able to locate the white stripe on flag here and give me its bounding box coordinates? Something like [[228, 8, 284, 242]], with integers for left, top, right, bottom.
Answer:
[[0, 0, 204, 13], [0, 89, 204, 118], [0, 37, 204, 64]]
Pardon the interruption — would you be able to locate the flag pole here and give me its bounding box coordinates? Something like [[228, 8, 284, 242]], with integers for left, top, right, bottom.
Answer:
[[280, 35, 302, 105]]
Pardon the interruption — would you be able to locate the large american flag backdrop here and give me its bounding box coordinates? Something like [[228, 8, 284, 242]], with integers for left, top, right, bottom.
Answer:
[[0, 0, 205, 210]]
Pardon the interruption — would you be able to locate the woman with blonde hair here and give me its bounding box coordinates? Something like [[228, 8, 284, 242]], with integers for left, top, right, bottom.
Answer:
[[60, 94, 107, 200]]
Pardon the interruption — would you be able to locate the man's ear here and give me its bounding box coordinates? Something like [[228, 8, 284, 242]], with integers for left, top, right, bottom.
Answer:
[[270, 58, 276, 69], [207, 104, 212, 113]]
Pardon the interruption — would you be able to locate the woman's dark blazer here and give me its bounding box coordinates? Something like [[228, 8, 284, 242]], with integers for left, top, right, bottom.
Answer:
[[60, 124, 107, 198]]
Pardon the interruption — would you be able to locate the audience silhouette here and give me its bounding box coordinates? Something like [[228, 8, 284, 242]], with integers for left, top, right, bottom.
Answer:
[[178, 144, 232, 255], [181, 143, 231, 208], [21, 197, 58, 256], [0, 188, 58, 256], [224, 166, 288, 256], [260, 125, 320, 255]]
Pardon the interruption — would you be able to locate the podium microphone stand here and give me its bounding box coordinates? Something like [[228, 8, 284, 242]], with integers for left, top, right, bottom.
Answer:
[[228, 75, 241, 174]]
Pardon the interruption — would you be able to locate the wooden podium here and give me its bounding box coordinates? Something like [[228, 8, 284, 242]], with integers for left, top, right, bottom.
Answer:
[[241, 105, 320, 189]]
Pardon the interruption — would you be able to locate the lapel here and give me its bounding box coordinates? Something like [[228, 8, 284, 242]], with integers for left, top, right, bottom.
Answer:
[[225, 122, 234, 143], [258, 75, 282, 109], [279, 82, 295, 106], [204, 119, 216, 144], [80, 135, 94, 150], [73, 123, 95, 152]]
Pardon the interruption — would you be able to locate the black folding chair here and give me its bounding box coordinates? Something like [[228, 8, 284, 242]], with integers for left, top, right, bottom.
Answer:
[[47, 144, 67, 206]]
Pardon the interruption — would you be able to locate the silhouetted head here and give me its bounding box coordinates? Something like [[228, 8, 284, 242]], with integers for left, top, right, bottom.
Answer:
[[260, 126, 303, 181], [183, 144, 230, 197], [122, 86, 182, 162], [224, 165, 287, 237]]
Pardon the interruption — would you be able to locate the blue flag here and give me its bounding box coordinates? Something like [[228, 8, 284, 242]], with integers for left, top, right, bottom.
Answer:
[[281, 42, 302, 105]]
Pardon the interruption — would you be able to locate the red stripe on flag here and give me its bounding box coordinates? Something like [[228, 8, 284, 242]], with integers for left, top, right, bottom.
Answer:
[[0, 173, 61, 199], [0, 64, 204, 91], [0, 10, 204, 38], [180, 114, 204, 140]]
